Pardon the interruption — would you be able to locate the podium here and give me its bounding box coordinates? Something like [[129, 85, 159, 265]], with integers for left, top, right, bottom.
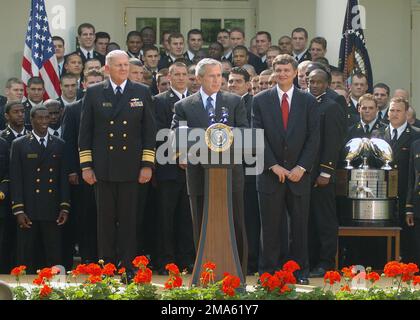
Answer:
[[173, 124, 261, 286]]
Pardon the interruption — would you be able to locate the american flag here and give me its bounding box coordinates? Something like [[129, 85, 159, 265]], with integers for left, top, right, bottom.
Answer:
[[22, 0, 61, 99], [338, 0, 373, 92]]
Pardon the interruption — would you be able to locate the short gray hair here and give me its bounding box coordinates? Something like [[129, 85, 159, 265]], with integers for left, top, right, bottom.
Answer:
[[106, 50, 129, 66], [195, 58, 222, 77]]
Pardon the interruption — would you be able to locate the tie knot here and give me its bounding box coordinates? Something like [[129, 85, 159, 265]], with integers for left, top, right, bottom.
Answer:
[[364, 124, 370, 133], [40, 137, 45, 142], [116, 86, 122, 94], [282, 93, 288, 101], [207, 96, 213, 103]]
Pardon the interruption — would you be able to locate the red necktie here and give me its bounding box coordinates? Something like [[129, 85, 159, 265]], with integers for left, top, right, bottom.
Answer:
[[281, 93, 289, 130]]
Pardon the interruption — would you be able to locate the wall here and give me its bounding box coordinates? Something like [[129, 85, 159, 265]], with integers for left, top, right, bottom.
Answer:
[[361, 0, 411, 97], [256, 0, 316, 46]]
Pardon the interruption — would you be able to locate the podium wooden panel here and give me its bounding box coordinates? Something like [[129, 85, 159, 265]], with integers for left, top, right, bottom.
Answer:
[[189, 168, 244, 286]]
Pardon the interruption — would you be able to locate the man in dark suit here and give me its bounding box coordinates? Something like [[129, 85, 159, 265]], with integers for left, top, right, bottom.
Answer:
[[23, 77, 45, 131], [10, 106, 70, 273], [0, 136, 9, 274], [405, 139, 420, 265], [143, 46, 160, 95], [79, 50, 156, 273], [0, 101, 26, 273], [373, 97, 420, 263], [154, 62, 194, 274], [228, 67, 260, 275], [291, 28, 312, 64], [306, 70, 346, 277], [58, 74, 79, 109], [373, 83, 391, 124], [347, 94, 385, 141], [252, 54, 320, 284], [62, 70, 104, 265], [254, 31, 271, 74], [68, 23, 105, 66], [171, 58, 249, 275]]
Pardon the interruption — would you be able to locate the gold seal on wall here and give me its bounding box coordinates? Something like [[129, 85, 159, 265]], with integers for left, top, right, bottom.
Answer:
[[205, 123, 234, 153]]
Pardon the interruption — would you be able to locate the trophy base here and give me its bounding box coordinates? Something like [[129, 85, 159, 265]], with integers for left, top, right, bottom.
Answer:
[[351, 199, 396, 220]]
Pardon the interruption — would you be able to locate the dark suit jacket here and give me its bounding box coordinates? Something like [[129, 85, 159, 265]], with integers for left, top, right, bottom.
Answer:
[[62, 99, 83, 176], [326, 88, 347, 123], [372, 124, 420, 215], [79, 79, 156, 182], [69, 49, 105, 66], [10, 133, 70, 220], [252, 86, 320, 196], [155, 89, 187, 182], [22, 100, 36, 131], [0, 137, 9, 218], [347, 119, 385, 141], [171, 91, 249, 195], [312, 95, 346, 182], [295, 49, 312, 64], [347, 99, 360, 126], [406, 139, 420, 217]]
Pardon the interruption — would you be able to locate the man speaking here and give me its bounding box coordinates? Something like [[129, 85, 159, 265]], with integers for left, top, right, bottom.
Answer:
[[171, 58, 249, 274]]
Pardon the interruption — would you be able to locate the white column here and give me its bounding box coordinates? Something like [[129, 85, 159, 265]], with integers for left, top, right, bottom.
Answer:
[[45, 0, 76, 54], [316, 0, 347, 66]]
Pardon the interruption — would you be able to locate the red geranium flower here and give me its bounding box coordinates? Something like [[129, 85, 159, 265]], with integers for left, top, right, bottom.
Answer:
[[133, 268, 153, 284], [72, 264, 87, 276], [203, 262, 216, 271], [366, 272, 380, 283], [341, 266, 356, 279], [384, 261, 403, 278], [283, 260, 300, 273], [87, 275, 102, 284], [280, 284, 291, 294], [324, 271, 341, 285], [39, 285, 52, 297], [85, 263, 102, 277], [200, 271, 214, 286], [132, 256, 149, 268], [102, 263, 117, 276], [10, 265, 26, 277], [164, 275, 183, 289], [166, 263, 180, 275], [118, 267, 126, 275], [413, 275, 420, 285], [38, 267, 59, 280], [221, 273, 240, 297], [33, 276, 44, 286]]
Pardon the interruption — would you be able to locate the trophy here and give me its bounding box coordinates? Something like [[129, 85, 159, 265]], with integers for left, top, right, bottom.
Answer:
[[370, 138, 393, 170], [343, 138, 364, 169]]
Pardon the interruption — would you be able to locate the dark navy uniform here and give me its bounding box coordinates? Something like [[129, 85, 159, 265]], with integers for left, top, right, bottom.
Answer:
[[405, 139, 420, 265], [67, 49, 105, 66], [347, 118, 385, 141], [10, 133, 70, 273], [22, 100, 40, 131], [154, 88, 194, 272], [0, 127, 26, 272], [373, 124, 420, 262], [242, 92, 261, 274], [78, 79, 156, 269], [62, 99, 97, 265], [347, 99, 360, 127], [0, 137, 10, 273], [309, 94, 346, 271]]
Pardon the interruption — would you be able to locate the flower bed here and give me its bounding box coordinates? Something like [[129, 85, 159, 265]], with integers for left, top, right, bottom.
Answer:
[[7, 259, 420, 300]]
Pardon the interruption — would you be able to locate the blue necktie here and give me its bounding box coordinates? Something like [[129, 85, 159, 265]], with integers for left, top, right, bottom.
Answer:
[[206, 96, 214, 114]]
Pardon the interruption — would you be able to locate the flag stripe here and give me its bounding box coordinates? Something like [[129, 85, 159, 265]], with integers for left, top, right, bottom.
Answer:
[[21, 0, 61, 99]]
